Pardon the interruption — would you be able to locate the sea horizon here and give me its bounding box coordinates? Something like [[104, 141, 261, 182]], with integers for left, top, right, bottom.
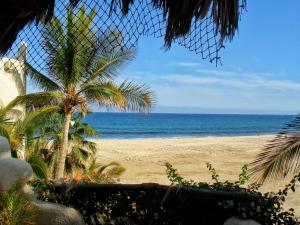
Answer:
[[93, 111, 297, 116], [82, 112, 295, 139]]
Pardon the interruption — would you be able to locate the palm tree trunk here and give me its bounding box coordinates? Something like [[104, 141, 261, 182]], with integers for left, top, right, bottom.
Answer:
[[16, 144, 25, 159], [54, 112, 72, 179]]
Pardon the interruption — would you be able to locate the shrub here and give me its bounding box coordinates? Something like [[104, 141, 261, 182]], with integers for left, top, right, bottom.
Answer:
[[165, 162, 299, 225], [0, 183, 38, 225]]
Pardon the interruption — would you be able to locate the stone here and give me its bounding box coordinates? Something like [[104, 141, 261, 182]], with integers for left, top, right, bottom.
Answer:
[[33, 200, 85, 225], [0, 136, 11, 159], [22, 184, 38, 200], [224, 217, 261, 225], [0, 158, 33, 190]]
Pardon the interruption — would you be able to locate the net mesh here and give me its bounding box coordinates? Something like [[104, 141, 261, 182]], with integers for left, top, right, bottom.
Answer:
[[1, 0, 245, 75]]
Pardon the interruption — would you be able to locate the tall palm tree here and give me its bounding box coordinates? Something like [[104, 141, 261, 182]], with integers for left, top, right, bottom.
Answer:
[[8, 5, 154, 179], [250, 115, 300, 183], [30, 112, 98, 178]]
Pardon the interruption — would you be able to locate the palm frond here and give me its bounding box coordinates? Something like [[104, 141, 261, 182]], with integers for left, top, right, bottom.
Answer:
[[0, 116, 11, 141], [83, 36, 136, 84], [14, 106, 61, 137], [69, 6, 97, 84], [2, 92, 63, 114], [70, 115, 97, 137], [104, 165, 126, 178], [81, 82, 126, 108], [0, 126, 10, 141], [26, 63, 61, 91], [42, 7, 76, 87], [98, 161, 121, 173], [119, 80, 155, 112], [26, 153, 49, 180], [249, 115, 300, 183], [97, 161, 126, 178]]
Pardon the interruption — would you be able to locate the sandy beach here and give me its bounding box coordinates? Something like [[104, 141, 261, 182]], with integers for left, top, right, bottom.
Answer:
[[95, 135, 299, 216]]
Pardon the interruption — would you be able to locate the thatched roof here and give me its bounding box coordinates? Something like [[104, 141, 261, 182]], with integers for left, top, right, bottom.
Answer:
[[0, 0, 54, 54], [0, 0, 245, 54]]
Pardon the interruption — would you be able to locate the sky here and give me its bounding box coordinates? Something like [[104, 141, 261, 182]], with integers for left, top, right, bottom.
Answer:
[[114, 0, 300, 115], [24, 0, 300, 115]]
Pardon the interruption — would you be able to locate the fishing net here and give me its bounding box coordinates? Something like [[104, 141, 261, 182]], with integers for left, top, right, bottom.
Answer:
[[0, 0, 246, 80]]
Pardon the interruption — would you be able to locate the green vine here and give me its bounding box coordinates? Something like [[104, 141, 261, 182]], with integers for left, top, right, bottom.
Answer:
[[165, 162, 299, 225]]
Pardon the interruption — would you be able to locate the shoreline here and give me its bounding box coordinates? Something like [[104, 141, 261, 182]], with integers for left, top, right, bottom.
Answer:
[[91, 134, 275, 141]]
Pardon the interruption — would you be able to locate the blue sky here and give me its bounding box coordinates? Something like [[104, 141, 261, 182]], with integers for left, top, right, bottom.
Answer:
[[114, 0, 300, 114], [24, 0, 300, 115]]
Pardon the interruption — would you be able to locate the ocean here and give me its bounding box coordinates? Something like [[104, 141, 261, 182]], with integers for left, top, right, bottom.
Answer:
[[82, 113, 294, 139]]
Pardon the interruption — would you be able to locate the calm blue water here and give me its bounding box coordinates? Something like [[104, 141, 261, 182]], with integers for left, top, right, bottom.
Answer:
[[82, 113, 294, 139]]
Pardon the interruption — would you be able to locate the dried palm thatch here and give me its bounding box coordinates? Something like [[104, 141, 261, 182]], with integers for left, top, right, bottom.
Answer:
[[249, 115, 300, 183], [0, 0, 245, 55], [116, 0, 244, 47], [0, 0, 54, 55]]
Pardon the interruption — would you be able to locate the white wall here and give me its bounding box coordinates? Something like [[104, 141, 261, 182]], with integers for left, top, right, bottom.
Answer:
[[0, 57, 26, 117]]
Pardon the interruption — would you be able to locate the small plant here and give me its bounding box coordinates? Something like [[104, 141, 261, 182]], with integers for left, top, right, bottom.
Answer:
[[67, 159, 126, 185], [0, 183, 38, 225], [165, 162, 299, 225], [235, 164, 250, 186], [206, 162, 220, 183]]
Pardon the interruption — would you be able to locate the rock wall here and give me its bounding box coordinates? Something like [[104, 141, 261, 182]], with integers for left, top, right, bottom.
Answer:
[[0, 137, 85, 225]]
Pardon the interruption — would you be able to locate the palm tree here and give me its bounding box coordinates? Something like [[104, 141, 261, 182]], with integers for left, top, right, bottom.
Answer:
[[0, 105, 60, 159], [0, 104, 58, 180], [30, 112, 98, 178], [74, 159, 126, 184], [9, 5, 154, 179], [249, 115, 300, 183]]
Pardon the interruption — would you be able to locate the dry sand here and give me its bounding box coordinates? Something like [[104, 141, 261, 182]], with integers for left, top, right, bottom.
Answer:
[[95, 135, 299, 216]]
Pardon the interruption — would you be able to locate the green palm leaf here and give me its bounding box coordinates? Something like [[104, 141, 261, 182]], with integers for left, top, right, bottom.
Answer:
[[250, 115, 300, 183], [119, 80, 155, 112], [84, 46, 136, 84], [26, 153, 49, 180], [14, 106, 61, 137], [0, 115, 11, 141], [26, 63, 61, 91], [82, 82, 126, 108], [2, 92, 63, 114]]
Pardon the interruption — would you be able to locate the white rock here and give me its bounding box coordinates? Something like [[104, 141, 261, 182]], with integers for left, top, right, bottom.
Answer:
[[0, 136, 11, 159], [33, 200, 85, 225], [0, 158, 33, 190], [224, 217, 261, 225]]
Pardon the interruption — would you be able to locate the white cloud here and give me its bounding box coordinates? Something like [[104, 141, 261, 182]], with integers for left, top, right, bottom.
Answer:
[[121, 65, 300, 114], [163, 72, 300, 92], [171, 62, 201, 68]]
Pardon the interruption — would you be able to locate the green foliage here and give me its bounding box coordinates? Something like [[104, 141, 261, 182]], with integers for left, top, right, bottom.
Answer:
[[206, 162, 220, 183], [29, 180, 57, 203], [28, 112, 98, 178], [236, 164, 250, 186], [6, 3, 154, 179], [0, 104, 60, 156], [79, 159, 126, 184], [165, 162, 250, 192], [250, 114, 300, 183], [0, 183, 37, 225], [165, 162, 299, 224], [0, 113, 12, 142], [26, 153, 49, 180]]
